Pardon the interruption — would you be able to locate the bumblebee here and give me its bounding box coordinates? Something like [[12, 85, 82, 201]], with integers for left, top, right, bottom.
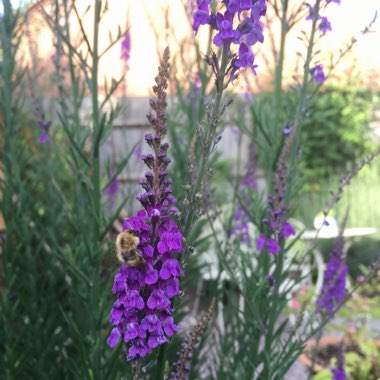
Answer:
[[115, 229, 146, 268]]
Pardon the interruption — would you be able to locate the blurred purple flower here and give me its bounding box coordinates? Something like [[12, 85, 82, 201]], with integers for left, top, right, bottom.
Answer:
[[282, 123, 292, 137], [256, 234, 281, 254], [105, 176, 119, 197], [319, 16, 332, 34], [121, 31, 131, 61], [317, 233, 347, 316], [310, 64, 326, 84], [192, 0, 211, 33], [34, 113, 52, 144], [331, 346, 346, 380]]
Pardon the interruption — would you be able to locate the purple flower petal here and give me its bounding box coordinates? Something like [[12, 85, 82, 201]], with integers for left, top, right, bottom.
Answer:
[[107, 327, 121, 348], [256, 234, 266, 251], [266, 238, 281, 255]]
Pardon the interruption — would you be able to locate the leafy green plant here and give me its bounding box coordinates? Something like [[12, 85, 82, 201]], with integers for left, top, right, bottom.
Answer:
[[314, 341, 380, 380], [300, 87, 376, 180]]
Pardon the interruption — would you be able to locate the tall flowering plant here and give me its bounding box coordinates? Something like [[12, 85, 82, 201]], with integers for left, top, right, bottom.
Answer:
[[193, 0, 266, 82], [107, 48, 183, 360]]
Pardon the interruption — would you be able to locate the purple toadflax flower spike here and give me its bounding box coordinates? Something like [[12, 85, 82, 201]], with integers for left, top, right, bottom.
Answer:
[[107, 48, 182, 360], [316, 218, 348, 316], [331, 347, 346, 380], [256, 124, 296, 255]]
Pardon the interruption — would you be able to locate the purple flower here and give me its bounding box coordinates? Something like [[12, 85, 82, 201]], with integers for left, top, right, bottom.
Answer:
[[192, 0, 211, 33], [266, 238, 281, 254], [282, 221, 296, 238], [128, 340, 149, 360], [37, 116, 51, 144], [230, 42, 258, 83], [319, 16, 332, 34], [257, 133, 297, 255], [121, 31, 131, 61], [107, 49, 182, 360], [107, 327, 121, 348], [282, 123, 292, 136], [256, 234, 266, 250], [160, 259, 184, 280], [317, 235, 347, 316], [251, 0, 267, 19], [165, 278, 180, 298], [124, 322, 139, 341], [267, 274, 275, 286], [163, 316, 181, 336], [331, 347, 346, 380], [104, 175, 119, 197], [332, 367, 346, 380], [317, 254, 347, 315], [310, 64, 326, 84], [140, 314, 161, 333], [306, 4, 316, 21], [39, 133, 50, 144], [256, 235, 281, 255], [246, 21, 264, 45], [192, 0, 267, 80], [147, 290, 170, 310], [213, 11, 240, 46], [235, 42, 255, 69]]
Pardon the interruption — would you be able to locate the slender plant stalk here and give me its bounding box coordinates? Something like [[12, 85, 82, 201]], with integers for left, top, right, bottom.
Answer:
[[184, 47, 229, 238], [274, 0, 288, 130], [91, 0, 102, 241]]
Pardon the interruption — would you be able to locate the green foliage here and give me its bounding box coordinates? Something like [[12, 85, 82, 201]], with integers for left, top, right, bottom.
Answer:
[[346, 238, 380, 279], [313, 342, 380, 380], [300, 87, 376, 180]]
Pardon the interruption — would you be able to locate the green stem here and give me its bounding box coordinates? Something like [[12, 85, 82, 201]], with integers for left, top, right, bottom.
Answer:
[[91, 0, 101, 243], [89, 2, 102, 379], [274, 0, 288, 130], [155, 344, 167, 380], [295, 0, 321, 124], [184, 47, 229, 238]]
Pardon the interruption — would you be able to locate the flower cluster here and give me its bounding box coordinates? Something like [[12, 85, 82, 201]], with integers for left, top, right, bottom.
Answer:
[[256, 220, 295, 254], [120, 31, 131, 61], [306, 0, 340, 35], [316, 221, 348, 316], [316, 232, 348, 316], [37, 113, 52, 144], [256, 127, 296, 254], [169, 299, 216, 379], [192, 0, 267, 81], [331, 347, 346, 380], [107, 48, 183, 360], [307, 0, 341, 84]]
